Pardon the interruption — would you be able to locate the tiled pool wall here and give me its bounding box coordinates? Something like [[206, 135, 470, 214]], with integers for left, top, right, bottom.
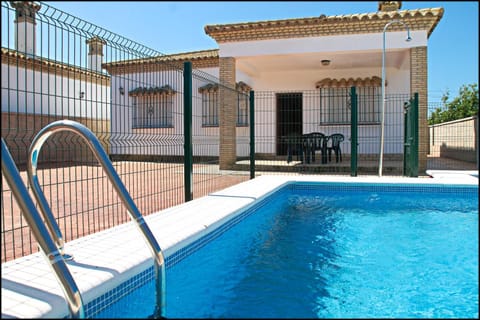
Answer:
[[84, 267, 155, 318], [289, 181, 479, 195], [84, 180, 478, 318], [84, 184, 286, 318]]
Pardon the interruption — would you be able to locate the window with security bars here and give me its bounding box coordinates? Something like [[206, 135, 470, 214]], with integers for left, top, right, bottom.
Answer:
[[202, 91, 219, 126], [237, 93, 249, 126], [319, 87, 381, 124], [132, 95, 173, 128], [202, 91, 249, 127]]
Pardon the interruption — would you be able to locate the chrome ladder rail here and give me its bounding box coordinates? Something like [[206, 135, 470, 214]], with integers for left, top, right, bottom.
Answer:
[[26, 120, 166, 318], [2, 138, 85, 318]]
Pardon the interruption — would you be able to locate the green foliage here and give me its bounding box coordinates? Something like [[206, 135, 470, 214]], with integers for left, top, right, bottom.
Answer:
[[428, 83, 479, 125]]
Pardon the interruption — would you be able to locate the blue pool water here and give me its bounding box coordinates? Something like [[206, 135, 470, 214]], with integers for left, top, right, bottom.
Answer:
[[94, 183, 478, 319]]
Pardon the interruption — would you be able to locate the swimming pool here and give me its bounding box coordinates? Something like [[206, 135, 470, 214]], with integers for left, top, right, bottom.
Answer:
[[93, 182, 478, 318]]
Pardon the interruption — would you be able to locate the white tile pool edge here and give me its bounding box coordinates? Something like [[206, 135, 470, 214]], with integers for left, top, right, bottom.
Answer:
[[1, 174, 478, 318]]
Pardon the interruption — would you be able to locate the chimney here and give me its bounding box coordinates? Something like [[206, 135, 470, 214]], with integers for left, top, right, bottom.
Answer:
[[86, 36, 106, 72], [378, 1, 402, 12], [10, 1, 41, 55]]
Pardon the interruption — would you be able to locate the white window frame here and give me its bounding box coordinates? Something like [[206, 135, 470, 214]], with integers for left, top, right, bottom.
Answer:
[[133, 94, 173, 128]]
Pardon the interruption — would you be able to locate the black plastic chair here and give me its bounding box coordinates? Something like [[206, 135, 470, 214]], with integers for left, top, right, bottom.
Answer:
[[305, 132, 328, 164], [285, 133, 304, 163], [301, 133, 313, 164], [326, 133, 344, 163]]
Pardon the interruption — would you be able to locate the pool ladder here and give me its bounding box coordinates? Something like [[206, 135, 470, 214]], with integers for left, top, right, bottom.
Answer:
[[1, 120, 166, 318]]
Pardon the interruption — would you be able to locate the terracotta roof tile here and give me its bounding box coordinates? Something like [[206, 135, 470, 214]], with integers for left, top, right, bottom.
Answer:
[[316, 76, 383, 88], [129, 85, 176, 96], [205, 7, 444, 43], [103, 49, 219, 71], [198, 81, 252, 93], [1, 47, 110, 83]]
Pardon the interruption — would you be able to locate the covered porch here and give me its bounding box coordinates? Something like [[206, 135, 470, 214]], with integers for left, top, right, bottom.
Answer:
[[205, 3, 444, 175]]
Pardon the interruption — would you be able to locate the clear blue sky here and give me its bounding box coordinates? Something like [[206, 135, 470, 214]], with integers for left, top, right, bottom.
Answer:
[[43, 1, 478, 102]]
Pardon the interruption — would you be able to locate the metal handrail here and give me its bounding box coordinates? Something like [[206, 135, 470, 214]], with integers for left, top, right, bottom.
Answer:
[[26, 119, 166, 318], [1, 138, 85, 318], [27, 129, 73, 260]]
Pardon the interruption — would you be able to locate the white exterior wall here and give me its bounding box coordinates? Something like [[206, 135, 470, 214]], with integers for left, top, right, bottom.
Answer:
[[111, 67, 213, 156], [110, 66, 252, 157], [227, 32, 421, 156], [248, 64, 410, 155], [218, 31, 426, 58], [111, 71, 181, 156], [110, 63, 410, 156], [1, 62, 110, 119], [110, 31, 425, 157]]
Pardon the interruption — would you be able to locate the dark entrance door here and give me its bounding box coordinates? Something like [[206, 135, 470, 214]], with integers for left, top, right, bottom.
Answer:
[[276, 93, 303, 156]]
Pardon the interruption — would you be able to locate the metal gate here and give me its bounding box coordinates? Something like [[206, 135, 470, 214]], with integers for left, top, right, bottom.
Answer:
[[403, 93, 419, 177]]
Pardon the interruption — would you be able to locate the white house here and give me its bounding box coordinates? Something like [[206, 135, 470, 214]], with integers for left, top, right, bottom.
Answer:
[[2, 1, 444, 173], [104, 1, 443, 172], [103, 49, 252, 161]]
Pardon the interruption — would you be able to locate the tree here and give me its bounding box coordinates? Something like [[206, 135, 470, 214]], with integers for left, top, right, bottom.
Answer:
[[428, 83, 479, 125]]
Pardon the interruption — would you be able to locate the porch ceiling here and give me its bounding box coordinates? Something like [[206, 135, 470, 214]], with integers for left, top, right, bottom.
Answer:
[[236, 49, 407, 75]]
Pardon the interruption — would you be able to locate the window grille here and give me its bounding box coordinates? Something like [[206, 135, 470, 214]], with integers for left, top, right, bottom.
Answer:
[[319, 87, 380, 125], [202, 91, 219, 126], [133, 95, 173, 128], [237, 92, 249, 126]]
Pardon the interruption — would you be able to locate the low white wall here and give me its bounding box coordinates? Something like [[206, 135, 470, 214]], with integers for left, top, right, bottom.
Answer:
[[429, 116, 478, 162]]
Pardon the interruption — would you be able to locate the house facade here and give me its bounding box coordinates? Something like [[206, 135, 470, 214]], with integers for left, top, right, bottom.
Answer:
[[104, 1, 443, 173], [103, 49, 253, 162], [1, 1, 110, 164], [2, 1, 444, 174]]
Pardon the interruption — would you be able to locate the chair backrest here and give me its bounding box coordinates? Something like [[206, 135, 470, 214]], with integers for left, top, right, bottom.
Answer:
[[301, 133, 312, 148], [309, 132, 327, 150], [285, 132, 303, 146], [328, 133, 344, 148]]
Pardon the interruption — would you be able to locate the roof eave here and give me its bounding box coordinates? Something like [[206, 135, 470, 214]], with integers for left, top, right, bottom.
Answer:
[[205, 7, 444, 43]]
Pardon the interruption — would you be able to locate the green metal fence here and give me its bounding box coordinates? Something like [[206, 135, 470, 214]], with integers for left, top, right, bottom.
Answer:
[[1, 1, 250, 263], [249, 89, 409, 175]]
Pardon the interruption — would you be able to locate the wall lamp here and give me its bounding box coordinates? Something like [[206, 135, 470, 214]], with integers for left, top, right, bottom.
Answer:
[[119, 87, 125, 95], [79, 91, 85, 99]]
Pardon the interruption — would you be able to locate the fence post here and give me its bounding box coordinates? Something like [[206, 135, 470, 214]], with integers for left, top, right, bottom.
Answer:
[[183, 62, 193, 201], [350, 86, 358, 176], [412, 92, 419, 177], [403, 93, 419, 177], [249, 90, 255, 179], [477, 116, 479, 170]]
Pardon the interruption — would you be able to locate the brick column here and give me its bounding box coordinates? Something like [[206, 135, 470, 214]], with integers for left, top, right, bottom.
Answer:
[[219, 57, 237, 170], [410, 46, 428, 174]]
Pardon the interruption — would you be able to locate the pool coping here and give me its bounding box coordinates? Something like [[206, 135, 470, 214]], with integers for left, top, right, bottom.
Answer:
[[1, 173, 478, 318]]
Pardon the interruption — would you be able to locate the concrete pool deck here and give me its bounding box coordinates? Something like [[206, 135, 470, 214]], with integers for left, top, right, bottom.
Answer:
[[1, 173, 478, 318]]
